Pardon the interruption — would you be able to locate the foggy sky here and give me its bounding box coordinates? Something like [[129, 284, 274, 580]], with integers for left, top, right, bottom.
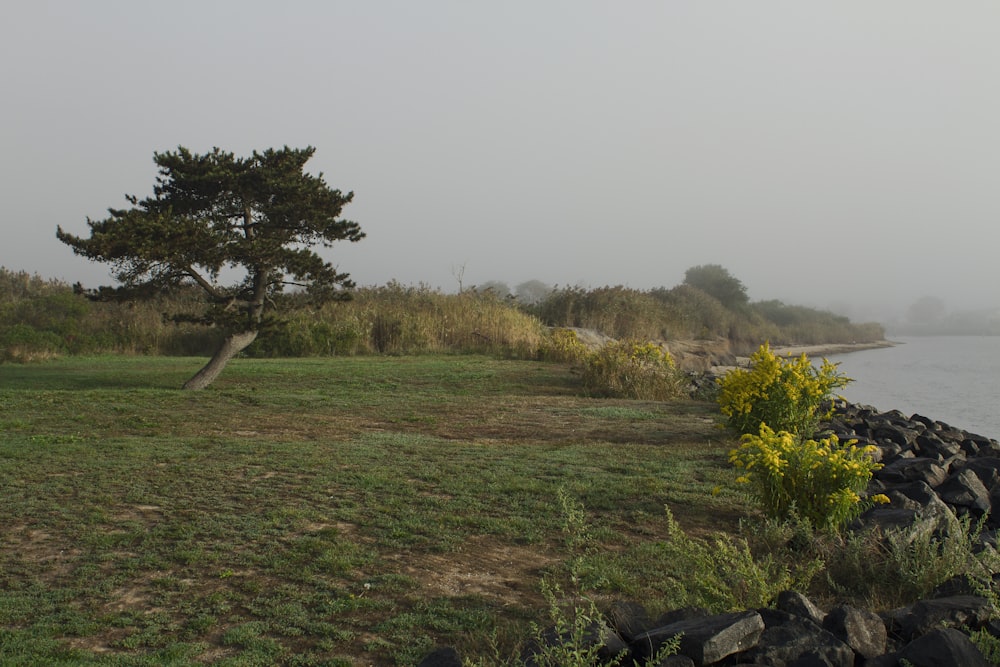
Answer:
[[3, 1, 998, 321]]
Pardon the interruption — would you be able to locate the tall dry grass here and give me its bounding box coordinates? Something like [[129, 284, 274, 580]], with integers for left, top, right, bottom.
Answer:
[[251, 282, 546, 358], [0, 267, 884, 362]]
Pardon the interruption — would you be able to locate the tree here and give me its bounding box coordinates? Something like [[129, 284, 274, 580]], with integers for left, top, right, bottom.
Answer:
[[514, 279, 553, 305], [474, 280, 512, 298], [57, 146, 364, 389], [906, 295, 946, 325], [683, 264, 749, 309]]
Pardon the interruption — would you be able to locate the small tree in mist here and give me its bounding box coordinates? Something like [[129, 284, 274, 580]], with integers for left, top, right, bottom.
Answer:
[[683, 264, 749, 310], [474, 281, 512, 298], [514, 279, 553, 305], [906, 295, 947, 325], [57, 146, 364, 389]]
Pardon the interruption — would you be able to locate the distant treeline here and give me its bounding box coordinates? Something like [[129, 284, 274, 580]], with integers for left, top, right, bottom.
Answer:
[[0, 267, 884, 363]]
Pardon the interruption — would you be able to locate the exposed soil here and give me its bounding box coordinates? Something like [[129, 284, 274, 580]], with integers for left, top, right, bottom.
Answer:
[[389, 536, 558, 608]]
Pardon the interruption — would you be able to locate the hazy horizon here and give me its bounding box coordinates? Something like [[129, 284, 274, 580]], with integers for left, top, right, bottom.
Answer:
[[4, 2, 998, 324]]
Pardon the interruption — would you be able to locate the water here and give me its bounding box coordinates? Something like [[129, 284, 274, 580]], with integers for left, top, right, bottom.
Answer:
[[822, 336, 1000, 440]]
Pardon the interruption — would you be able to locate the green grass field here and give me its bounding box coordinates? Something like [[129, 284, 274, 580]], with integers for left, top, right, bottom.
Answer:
[[0, 355, 745, 665]]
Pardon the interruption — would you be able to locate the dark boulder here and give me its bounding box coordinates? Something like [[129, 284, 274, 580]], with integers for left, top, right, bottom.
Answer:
[[821, 604, 886, 660], [632, 610, 764, 666], [895, 627, 991, 667], [741, 609, 854, 667], [876, 457, 949, 487], [915, 432, 963, 460], [960, 457, 1000, 490], [776, 590, 827, 627], [605, 599, 654, 642], [890, 595, 993, 641], [936, 468, 992, 517]]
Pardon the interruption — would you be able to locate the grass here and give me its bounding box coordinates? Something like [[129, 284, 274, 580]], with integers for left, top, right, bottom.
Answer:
[[0, 355, 743, 665]]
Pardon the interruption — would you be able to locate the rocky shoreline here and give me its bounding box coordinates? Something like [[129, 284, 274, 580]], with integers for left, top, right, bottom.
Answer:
[[419, 401, 1000, 666]]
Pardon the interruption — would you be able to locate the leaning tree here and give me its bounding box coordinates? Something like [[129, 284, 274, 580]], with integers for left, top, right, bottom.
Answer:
[[57, 146, 364, 389]]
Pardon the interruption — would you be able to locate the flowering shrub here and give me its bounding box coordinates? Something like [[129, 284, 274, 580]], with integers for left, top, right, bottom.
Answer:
[[717, 343, 850, 437], [582, 340, 686, 401], [538, 328, 589, 363], [730, 424, 886, 529]]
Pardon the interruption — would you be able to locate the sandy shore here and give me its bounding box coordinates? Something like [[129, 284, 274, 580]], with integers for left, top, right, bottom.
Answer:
[[708, 340, 896, 375], [769, 340, 896, 359]]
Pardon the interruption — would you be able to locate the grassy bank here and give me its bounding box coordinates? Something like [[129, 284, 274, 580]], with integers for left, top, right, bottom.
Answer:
[[0, 268, 885, 362], [0, 355, 743, 665]]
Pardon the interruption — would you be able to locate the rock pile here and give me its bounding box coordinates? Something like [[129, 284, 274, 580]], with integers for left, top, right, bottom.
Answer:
[[418, 404, 1000, 666], [827, 401, 1000, 543]]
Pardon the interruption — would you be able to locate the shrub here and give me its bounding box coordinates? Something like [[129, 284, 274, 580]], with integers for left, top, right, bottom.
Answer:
[[716, 342, 851, 437], [0, 324, 65, 362], [730, 424, 886, 529], [648, 284, 737, 339], [531, 286, 675, 341], [538, 328, 589, 364], [652, 507, 820, 612], [582, 340, 686, 401]]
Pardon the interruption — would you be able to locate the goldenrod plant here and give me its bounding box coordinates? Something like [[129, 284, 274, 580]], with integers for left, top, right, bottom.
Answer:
[[582, 340, 686, 401], [717, 342, 850, 438], [538, 328, 590, 364], [730, 424, 888, 529]]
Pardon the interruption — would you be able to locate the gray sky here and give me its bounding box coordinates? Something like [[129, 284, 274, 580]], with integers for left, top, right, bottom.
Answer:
[[3, 1, 998, 320]]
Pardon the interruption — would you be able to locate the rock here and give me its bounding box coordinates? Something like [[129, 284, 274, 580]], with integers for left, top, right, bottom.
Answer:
[[931, 573, 1000, 598], [890, 479, 941, 506], [776, 590, 827, 627], [972, 438, 1000, 458], [870, 423, 921, 448], [856, 493, 956, 544], [960, 457, 1000, 490], [822, 604, 887, 659], [915, 432, 964, 460], [654, 607, 711, 627], [742, 609, 854, 667], [896, 627, 991, 667], [891, 595, 993, 641], [605, 599, 654, 642], [632, 610, 764, 666], [877, 457, 949, 487], [937, 468, 992, 517]]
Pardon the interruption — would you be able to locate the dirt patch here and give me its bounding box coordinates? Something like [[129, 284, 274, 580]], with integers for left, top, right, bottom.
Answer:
[[390, 536, 557, 608], [2, 526, 80, 579]]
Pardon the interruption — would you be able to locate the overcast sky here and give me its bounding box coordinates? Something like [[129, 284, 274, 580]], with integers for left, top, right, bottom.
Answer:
[[3, 1, 998, 320]]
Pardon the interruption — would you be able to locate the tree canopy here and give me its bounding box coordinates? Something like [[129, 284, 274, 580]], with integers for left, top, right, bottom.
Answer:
[[682, 264, 749, 310], [57, 146, 364, 389]]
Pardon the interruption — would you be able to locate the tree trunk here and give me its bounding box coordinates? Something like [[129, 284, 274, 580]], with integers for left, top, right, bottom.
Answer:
[[182, 330, 259, 390]]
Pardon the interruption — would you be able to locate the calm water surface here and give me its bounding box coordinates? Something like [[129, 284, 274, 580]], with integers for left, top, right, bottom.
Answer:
[[823, 336, 1000, 440]]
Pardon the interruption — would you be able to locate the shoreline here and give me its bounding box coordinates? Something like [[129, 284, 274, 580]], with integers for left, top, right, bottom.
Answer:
[[768, 339, 896, 359], [709, 340, 896, 376]]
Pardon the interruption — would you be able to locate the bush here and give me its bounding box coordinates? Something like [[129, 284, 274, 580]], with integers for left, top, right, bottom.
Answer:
[[538, 328, 589, 364], [582, 341, 686, 401], [716, 343, 851, 438], [653, 507, 819, 612], [0, 324, 65, 362], [730, 424, 886, 529], [752, 300, 885, 345], [531, 286, 675, 341], [648, 284, 737, 339]]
